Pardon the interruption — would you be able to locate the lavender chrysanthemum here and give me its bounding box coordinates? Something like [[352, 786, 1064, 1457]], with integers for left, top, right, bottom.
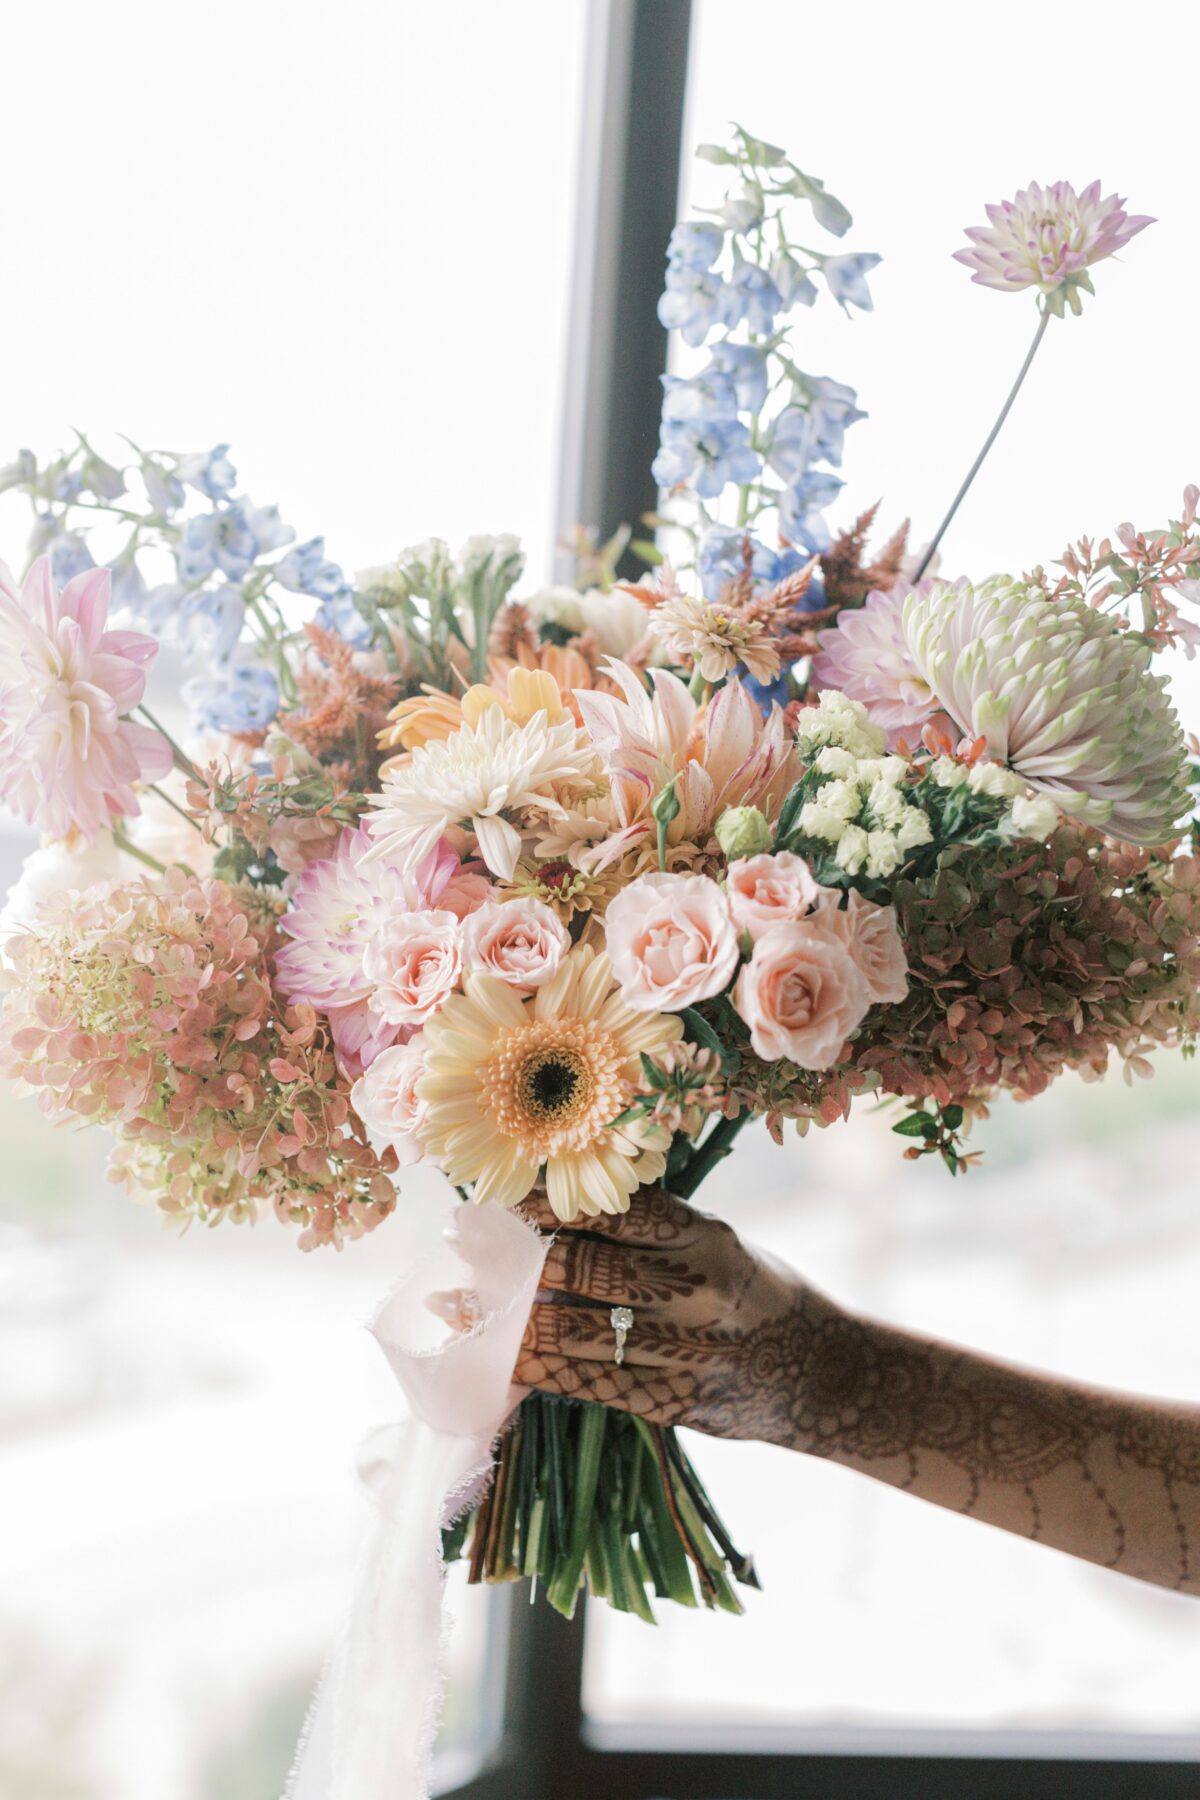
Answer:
[[811, 585, 937, 738]]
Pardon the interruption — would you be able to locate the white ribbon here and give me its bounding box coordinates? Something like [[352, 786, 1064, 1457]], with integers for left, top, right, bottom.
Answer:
[[284, 1202, 549, 1800]]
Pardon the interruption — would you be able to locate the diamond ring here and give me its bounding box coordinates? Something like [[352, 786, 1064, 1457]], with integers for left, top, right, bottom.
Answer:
[[610, 1305, 634, 1366]]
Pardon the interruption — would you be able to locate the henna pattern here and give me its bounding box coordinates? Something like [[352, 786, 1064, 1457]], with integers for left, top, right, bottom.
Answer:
[[515, 1187, 1200, 1595]]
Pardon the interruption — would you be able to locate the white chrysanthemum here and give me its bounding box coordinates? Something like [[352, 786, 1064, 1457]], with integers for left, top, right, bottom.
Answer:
[[364, 703, 599, 882], [903, 578, 1192, 846]]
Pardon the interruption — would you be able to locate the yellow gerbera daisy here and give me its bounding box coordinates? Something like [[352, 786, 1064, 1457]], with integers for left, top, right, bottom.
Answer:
[[417, 945, 680, 1219]]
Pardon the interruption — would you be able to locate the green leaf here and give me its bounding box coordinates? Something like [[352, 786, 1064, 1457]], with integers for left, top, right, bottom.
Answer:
[[773, 779, 806, 846], [680, 1007, 724, 1064], [941, 1103, 964, 1130], [892, 1112, 933, 1138]]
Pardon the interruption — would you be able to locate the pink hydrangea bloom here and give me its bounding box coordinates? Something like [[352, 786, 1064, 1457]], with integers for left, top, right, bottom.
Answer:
[[274, 827, 461, 1075], [810, 586, 937, 739], [954, 181, 1152, 299], [0, 556, 171, 840]]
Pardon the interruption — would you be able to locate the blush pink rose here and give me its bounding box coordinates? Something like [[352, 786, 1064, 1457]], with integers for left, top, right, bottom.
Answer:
[[364, 909, 462, 1027], [462, 896, 569, 989], [604, 871, 739, 1013], [811, 890, 909, 1006], [350, 1036, 430, 1165], [733, 920, 869, 1068], [437, 867, 493, 920], [726, 851, 833, 941]]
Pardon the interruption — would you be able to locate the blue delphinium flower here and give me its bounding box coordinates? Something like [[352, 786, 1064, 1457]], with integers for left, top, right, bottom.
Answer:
[[804, 376, 866, 464], [144, 463, 185, 515], [315, 590, 373, 648], [820, 253, 881, 314], [185, 659, 281, 733], [705, 342, 769, 414], [660, 369, 738, 426], [720, 259, 782, 334], [652, 416, 760, 500], [666, 221, 723, 270], [55, 470, 85, 502], [177, 500, 294, 583], [764, 406, 816, 485], [81, 454, 127, 501], [109, 556, 148, 612], [49, 533, 96, 586], [770, 250, 818, 309], [275, 536, 349, 600], [658, 266, 727, 348], [180, 585, 248, 665], [177, 444, 238, 500]]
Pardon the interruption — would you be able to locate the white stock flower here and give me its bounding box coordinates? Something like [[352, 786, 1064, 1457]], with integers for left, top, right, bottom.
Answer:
[[1010, 793, 1060, 838]]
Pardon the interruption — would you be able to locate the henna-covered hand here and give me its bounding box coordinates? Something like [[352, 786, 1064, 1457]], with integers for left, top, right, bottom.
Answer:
[[511, 1186, 801, 1439], [511, 1187, 1200, 1596]]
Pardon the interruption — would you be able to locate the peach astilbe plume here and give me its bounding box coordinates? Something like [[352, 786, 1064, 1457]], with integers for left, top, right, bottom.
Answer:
[[280, 622, 401, 780], [0, 870, 397, 1250]]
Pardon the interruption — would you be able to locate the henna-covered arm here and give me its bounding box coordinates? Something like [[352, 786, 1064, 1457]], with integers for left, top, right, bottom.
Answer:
[[511, 1189, 1200, 1596]]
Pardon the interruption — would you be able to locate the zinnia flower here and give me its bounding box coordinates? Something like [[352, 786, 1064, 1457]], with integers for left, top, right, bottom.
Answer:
[[0, 557, 172, 840], [417, 944, 681, 1218], [954, 181, 1152, 312], [365, 700, 598, 882], [811, 585, 939, 738], [902, 578, 1192, 845]]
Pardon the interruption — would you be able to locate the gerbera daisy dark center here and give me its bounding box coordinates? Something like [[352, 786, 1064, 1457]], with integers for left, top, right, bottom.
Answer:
[[517, 1047, 592, 1122]]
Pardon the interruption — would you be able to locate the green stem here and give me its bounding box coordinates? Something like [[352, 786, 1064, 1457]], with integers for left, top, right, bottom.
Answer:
[[137, 706, 200, 781], [148, 783, 204, 834], [674, 1110, 750, 1199], [914, 307, 1053, 581], [112, 827, 167, 874]]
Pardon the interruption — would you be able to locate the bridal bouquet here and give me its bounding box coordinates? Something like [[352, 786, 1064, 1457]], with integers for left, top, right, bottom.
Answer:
[[3, 129, 1198, 1626]]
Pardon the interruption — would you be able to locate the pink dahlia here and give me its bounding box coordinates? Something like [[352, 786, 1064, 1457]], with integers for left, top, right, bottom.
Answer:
[[0, 556, 171, 840], [954, 181, 1152, 306], [274, 826, 465, 1075], [810, 585, 937, 739]]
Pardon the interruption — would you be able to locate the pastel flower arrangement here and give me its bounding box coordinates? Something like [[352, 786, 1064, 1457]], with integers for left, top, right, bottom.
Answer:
[[1, 132, 1198, 1618]]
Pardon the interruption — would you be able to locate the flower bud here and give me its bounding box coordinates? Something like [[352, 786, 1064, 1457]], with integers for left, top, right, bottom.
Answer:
[[714, 805, 771, 858]]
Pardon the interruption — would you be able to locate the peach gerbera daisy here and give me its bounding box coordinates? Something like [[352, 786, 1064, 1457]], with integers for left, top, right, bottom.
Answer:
[[416, 944, 681, 1219]]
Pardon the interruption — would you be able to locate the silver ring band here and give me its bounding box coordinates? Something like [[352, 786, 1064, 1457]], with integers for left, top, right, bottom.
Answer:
[[610, 1305, 634, 1366]]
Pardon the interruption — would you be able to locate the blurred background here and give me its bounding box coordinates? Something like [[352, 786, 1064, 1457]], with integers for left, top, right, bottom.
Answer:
[[2, 1, 1198, 1795]]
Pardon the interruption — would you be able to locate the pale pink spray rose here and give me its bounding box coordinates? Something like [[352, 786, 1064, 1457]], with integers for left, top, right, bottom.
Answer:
[[726, 851, 833, 941], [364, 910, 462, 1028], [604, 871, 739, 1013], [461, 896, 570, 989], [0, 556, 172, 841], [810, 889, 909, 1006], [350, 1037, 431, 1165], [436, 867, 494, 920], [733, 919, 869, 1069]]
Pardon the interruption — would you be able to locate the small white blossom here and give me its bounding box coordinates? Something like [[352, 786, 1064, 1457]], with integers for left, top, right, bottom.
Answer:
[[814, 745, 857, 778], [894, 807, 935, 852], [968, 760, 1027, 800], [931, 756, 969, 789], [798, 800, 849, 842], [866, 831, 904, 878], [797, 690, 886, 758], [835, 824, 870, 873], [867, 780, 909, 827], [1009, 793, 1060, 838]]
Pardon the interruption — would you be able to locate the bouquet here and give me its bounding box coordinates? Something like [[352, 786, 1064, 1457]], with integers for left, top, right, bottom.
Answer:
[[2, 129, 1199, 1632]]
